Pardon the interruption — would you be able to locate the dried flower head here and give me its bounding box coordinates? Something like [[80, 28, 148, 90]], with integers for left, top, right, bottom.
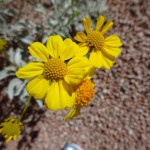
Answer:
[[0, 117, 23, 143]]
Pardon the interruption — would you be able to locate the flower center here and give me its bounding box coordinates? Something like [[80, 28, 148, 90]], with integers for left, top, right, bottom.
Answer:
[[1, 118, 22, 136], [44, 58, 67, 80], [87, 31, 104, 51], [75, 80, 95, 106]]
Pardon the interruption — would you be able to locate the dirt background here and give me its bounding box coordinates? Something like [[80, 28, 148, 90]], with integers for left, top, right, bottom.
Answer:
[[0, 0, 150, 150]]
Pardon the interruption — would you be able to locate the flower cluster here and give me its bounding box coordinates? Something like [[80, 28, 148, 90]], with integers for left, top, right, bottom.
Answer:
[[0, 16, 122, 143], [16, 16, 122, 121]]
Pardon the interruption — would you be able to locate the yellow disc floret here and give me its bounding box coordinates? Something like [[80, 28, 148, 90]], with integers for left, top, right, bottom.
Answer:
[[44, 58, 67, 80], [87, 31, 104, 51], [0, 117, 23, 143], [75, 79, 95, 106]]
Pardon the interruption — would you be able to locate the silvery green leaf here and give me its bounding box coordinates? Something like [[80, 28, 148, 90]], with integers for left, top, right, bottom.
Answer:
[[20, 37, 33, 44], [36, 100, 44, 108], [8, 47, 15, 64], [42, 35, 48, 44], [11, 20, 26, 31], [28, 55, 39, 62], [0, 66, 16, 80], [14, 48, 26, 67], [5, 66, 16, 71], [20, 89, 28, 103], [30, 28, 38, 35], [35, 4, 47, 14], [64, 0, 71, 8], [7, 78, 23, 100], [49, 19, 58, 26], [0, 70, 15, 80], [1, 9, 14, 16], [14, 80, 27, 96], [62, 18, 69, 25]]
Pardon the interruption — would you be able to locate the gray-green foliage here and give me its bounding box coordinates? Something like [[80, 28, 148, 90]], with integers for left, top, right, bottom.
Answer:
[[0, 0, 108, 104], [42, 0, 108, 41]]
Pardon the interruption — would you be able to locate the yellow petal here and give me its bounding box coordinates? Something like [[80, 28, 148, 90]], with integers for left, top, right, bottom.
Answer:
[[28, 42, 49, 62], [89, 51, 114, 69], [101, 21, 113, 34], [95, 16, 105, 31], [101, 48, 115, 61], [104, 35, 122, 47], [78, 42, 88, 47], [46, 35, 64, 58], [89, 51, 103, 68], [88, 67, 96, 78], [64, 69, 86, 85], [26, 75, 49, 100], [5, 136, 12, 143], [65, 57, 90, 84], [63, 105, 82, 122], [83, 17, 91, 33], [60, 38, 79, 60], [45, 81, 75, 111], [76, 46, 89, 56], [16, 62, 44, 79], [74, 32, 87, 42], [67, 57, 90, 70], [102, 55, 115, 69], [13, 135, 18, 141], [103, 45, 121, 57]]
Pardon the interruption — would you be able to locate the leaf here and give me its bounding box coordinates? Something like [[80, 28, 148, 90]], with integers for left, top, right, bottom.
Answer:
[[20, 37, 33, 44], [20, 89, 28, 103], [8, 47, 16, 64], [0, 66, 16, 80], [14, 80, 27, 96], [14, 48, 26, 67], [36, 100, 44, 108], [7, 78, 24, 100]]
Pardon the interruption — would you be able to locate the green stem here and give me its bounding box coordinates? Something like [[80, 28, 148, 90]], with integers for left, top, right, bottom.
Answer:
[[19, 96, 32, 121]]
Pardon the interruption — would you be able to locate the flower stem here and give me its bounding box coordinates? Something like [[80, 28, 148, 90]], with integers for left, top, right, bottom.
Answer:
[[19, 96, 32, 121]]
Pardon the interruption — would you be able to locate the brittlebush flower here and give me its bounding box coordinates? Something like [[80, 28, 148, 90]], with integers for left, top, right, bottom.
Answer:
[[74, 16, 122, 69], [0, 117, 23, 143], [63, 79, 95, 121], [16, 35, 90, 111]]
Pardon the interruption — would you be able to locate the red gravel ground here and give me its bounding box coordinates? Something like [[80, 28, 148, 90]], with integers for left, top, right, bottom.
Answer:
[[0, 0, 150, 150]]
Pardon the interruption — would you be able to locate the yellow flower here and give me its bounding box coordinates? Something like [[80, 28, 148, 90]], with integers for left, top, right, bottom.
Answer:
[[63, 79, 95, 121], [0, 117, 23, 143], [74, 16, 122, 69], [16, 35, 90, 111], [0, 38, 7, 51]]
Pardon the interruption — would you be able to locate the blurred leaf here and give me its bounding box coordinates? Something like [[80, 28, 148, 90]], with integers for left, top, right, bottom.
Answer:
[[14, 80, 27, 96], [0, 66, 16, 80], [7, 78, 23, 100], [20, 89, 28, 103], [36, 100, 44, 108], [34, 4, 47, 14], [20, 37, 33, 44], [49, 19, 58, 26]]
